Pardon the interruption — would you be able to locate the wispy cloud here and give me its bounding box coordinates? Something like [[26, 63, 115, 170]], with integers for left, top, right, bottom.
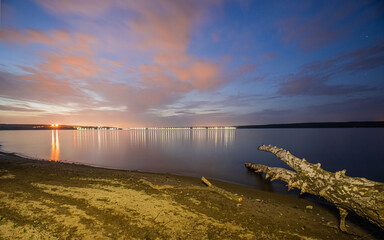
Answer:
[[278, 73, 373, 96], [278, 38, 384, 96], [277, 0, 382, 50]]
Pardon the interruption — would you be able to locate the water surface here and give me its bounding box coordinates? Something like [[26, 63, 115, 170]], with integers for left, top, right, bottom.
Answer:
[[0, 128, 383, 194]]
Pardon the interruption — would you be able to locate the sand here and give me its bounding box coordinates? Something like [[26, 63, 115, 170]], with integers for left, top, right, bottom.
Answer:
[[0, 151, 383, 239]]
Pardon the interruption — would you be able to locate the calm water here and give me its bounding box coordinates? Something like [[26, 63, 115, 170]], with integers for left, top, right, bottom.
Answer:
[[0, 129, 383, 194]]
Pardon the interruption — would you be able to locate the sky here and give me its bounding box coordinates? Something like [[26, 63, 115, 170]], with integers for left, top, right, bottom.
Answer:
[[0, 0, 383, 128]]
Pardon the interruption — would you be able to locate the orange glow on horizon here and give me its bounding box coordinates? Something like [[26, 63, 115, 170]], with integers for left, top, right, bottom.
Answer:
[[51, 123, 59, 127]]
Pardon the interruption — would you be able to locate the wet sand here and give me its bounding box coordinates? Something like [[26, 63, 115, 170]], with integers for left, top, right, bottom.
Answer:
[[0, 151, 382, 239]]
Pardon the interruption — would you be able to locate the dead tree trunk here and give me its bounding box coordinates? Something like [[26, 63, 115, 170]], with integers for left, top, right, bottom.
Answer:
[[245, 144, 384, 231]]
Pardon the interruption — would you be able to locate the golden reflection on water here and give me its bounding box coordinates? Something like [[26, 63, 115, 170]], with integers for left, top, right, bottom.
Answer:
[[50, 130, 60, 161], [129, 129, 235, 148], [72, 129, 235, 150], [74, 129, 120, 149]]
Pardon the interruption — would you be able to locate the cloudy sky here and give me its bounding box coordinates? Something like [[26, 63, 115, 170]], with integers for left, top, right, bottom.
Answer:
[[0, 0, 383, 127]]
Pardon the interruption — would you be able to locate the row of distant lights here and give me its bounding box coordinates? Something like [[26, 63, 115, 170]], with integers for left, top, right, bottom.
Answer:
[[51, 124, 235, 130], [51, 124, 119, 130], [76, 127, 120, 130], [129, 127, 236, 130]]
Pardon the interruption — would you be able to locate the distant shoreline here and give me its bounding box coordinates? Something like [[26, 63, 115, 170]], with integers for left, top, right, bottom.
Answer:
[[1, 121, 383, 130], [235, 121, 384, 129], [0, 124, 121, 131]]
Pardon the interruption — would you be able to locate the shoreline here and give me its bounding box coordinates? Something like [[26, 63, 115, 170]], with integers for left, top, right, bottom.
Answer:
[[0, 145, 299, 194], [0, 151, 383, 239]]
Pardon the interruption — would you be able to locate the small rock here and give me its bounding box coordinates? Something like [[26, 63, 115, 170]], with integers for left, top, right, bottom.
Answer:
[[306, 205, 313, 210]]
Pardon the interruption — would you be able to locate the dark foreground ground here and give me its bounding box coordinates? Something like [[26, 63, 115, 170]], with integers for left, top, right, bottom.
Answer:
[[0, 152, 383, 239]]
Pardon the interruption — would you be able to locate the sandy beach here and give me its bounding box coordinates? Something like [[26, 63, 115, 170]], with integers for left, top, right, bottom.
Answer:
[[0, 151, 382, 239]]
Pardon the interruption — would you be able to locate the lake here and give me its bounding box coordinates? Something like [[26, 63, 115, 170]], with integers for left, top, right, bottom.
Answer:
[[0, 128, 383, 194]]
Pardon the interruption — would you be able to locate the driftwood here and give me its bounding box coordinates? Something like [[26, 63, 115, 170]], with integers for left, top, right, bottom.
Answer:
[[201, 176, 213, 187], [201, 177, 243, 202], [245, 144, 384, 231]]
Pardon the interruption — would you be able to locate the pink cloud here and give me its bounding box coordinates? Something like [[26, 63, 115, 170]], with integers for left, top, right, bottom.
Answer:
[[36, 0, 112, 17], [0, 70, 81, 103], [1, 28, 106, 104], [0, 28, 70, 45], [124, 1, 214, 53], [21, 72, 76, 96], [0, 28, 95, 53], [37, 53, 102, 77], [123, 1, 226, 94], [1, 28, 103, 79], [101, 58, 122, 68], [141, 57, 222, 93], [65, 33, 97, 55], [35, 0, 226, 93], [189, 61, 221, 90]]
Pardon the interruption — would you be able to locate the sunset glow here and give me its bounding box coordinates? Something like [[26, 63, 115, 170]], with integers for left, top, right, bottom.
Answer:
[[0, 0, 383, 127]]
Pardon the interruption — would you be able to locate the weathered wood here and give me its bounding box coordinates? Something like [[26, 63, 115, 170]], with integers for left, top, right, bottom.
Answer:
[[245, 144, 384, 231], [201, 176, 243, 202], [201, 176, 212, 187]]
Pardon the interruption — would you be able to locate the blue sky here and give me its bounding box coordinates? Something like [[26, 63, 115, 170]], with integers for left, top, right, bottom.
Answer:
[[0, 0, 383, 127]]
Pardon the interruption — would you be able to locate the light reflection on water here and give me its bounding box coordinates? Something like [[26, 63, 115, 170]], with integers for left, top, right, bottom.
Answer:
[[74, 129, 120, 149], [0, 128, 383, 194], [126, 129, 235, 148], [50, 130, 60, 161], [71, 128, 235, 150]]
